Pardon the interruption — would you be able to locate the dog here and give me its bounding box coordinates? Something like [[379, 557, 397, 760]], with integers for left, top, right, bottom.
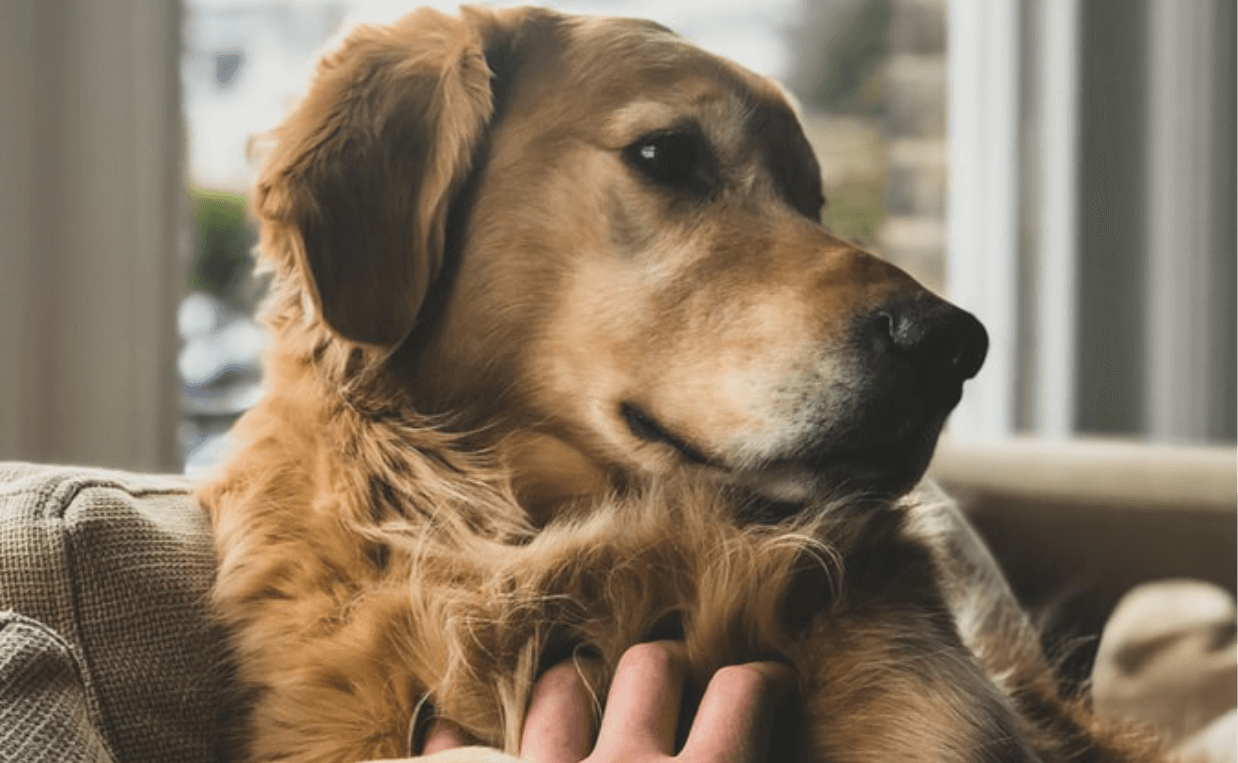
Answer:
[[198, 6, 1169, 762]]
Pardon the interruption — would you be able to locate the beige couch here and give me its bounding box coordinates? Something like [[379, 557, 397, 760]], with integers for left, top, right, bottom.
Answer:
[[932, 438, 1237, 761], [0, 463, 230, 763]]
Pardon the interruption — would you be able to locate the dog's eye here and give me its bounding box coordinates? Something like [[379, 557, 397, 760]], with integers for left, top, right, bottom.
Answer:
[[624, 130, 715, 194]]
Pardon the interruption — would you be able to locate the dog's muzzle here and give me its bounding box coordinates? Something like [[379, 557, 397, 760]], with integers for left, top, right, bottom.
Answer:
[[621, 292, 988, 504], [796, 293, 988, 496]]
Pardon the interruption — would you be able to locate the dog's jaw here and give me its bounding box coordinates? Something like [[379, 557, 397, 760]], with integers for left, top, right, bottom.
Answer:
[[610, 396, 953, 505]]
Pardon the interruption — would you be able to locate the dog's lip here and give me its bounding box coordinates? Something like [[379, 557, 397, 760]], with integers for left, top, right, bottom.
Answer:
[[799, 425, 940, 495], [729, 434, 929, 520], [747, 406, 950, 501], [620, 400, 934, 496], [814, 428, 923, 468], [619, 401, 718, 467]]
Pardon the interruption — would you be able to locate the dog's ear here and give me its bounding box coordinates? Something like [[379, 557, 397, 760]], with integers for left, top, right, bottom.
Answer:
[[254, 7, 523, 347]]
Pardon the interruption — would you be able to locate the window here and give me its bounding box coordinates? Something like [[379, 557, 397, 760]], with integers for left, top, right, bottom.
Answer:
[[179, 0, 1235, 474], [947, 0, 1236, 446]]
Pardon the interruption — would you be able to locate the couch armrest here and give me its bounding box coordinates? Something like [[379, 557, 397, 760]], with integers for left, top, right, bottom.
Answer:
[[928, 438, 1236, 672]]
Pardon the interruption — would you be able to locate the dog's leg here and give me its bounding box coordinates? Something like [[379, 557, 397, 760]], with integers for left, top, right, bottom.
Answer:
[[901, 482, 1172, 762], [900, 481, 1049, 689], [779, 500, 1046, 763]]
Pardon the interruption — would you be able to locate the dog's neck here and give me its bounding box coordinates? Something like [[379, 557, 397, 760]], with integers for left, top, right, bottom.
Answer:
[[492, 430, 616, 523], [204, 321, 525, 539], [377, 334, 620, 523]]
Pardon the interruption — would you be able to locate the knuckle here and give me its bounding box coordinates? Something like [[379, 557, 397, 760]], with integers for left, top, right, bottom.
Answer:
[[711, 663, 769, 694], [710, 661, 790, 699], [618, 640, 687, 675], [536, 660, 584, 693]]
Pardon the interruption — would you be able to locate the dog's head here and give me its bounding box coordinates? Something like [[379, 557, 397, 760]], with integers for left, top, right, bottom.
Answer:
[[255, 6, 987, 514]]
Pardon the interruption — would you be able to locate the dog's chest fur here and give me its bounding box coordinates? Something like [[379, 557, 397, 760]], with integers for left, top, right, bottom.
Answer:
[[204, 401, 1010, 763]]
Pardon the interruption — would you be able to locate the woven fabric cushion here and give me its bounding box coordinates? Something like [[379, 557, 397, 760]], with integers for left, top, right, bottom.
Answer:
[[0, 462, 232, 763]]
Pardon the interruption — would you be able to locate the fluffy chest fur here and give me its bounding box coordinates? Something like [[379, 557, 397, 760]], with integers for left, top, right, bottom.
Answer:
[[202, 375, 1003, 762]]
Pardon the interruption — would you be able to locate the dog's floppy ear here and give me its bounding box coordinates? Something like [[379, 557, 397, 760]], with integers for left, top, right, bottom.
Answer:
[[254, 7, 513, 347]]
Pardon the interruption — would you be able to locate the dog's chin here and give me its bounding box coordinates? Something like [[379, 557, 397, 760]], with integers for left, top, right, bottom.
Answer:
[[803, 421, 944, 496], [620, 400, 945, 514], [726, 432, 940, 518]]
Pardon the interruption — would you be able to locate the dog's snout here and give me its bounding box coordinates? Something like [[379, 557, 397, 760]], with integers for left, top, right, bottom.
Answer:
[[873, 299, 989, 384]]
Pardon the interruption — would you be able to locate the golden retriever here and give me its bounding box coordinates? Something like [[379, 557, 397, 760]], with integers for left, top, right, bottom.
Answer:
[[198, 6, 1169, 762]]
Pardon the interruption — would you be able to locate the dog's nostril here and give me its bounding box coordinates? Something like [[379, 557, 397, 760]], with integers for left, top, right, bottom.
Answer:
[[879, 300, 989, 382], [875, 311, 896, 351]]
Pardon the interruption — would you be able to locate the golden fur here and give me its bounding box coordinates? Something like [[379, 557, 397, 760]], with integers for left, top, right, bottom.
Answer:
[[199, 6, 1170, 762]]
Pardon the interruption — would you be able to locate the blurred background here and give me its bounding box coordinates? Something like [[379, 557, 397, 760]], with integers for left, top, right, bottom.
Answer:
[[0, 0, 1234, 662], [3, 0, 1234, 470]]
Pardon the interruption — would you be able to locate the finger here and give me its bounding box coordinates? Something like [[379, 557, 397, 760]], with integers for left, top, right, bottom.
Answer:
[[593, 641, 689, 756], [422, 718, 472, 755], [519, 661, 597, 763], [680, 661, 794, 763]]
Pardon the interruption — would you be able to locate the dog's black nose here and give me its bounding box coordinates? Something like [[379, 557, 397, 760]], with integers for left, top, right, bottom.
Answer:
[[873, 297, 989, 386]]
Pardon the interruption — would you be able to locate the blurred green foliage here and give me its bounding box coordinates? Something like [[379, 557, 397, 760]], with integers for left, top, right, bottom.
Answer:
[[188, 188, 256, 306], [815, 0, 891, 117], [822, 175, 886, 247]]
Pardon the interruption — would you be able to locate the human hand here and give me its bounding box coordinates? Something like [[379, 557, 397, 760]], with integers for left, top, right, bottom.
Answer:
[[421, 641, 795, 762]]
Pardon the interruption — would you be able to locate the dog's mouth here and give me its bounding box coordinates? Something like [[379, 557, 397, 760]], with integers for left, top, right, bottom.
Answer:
[[620, 402, 719, 467], [798, 421, 943, 494], [619, 400, 944, 504]]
